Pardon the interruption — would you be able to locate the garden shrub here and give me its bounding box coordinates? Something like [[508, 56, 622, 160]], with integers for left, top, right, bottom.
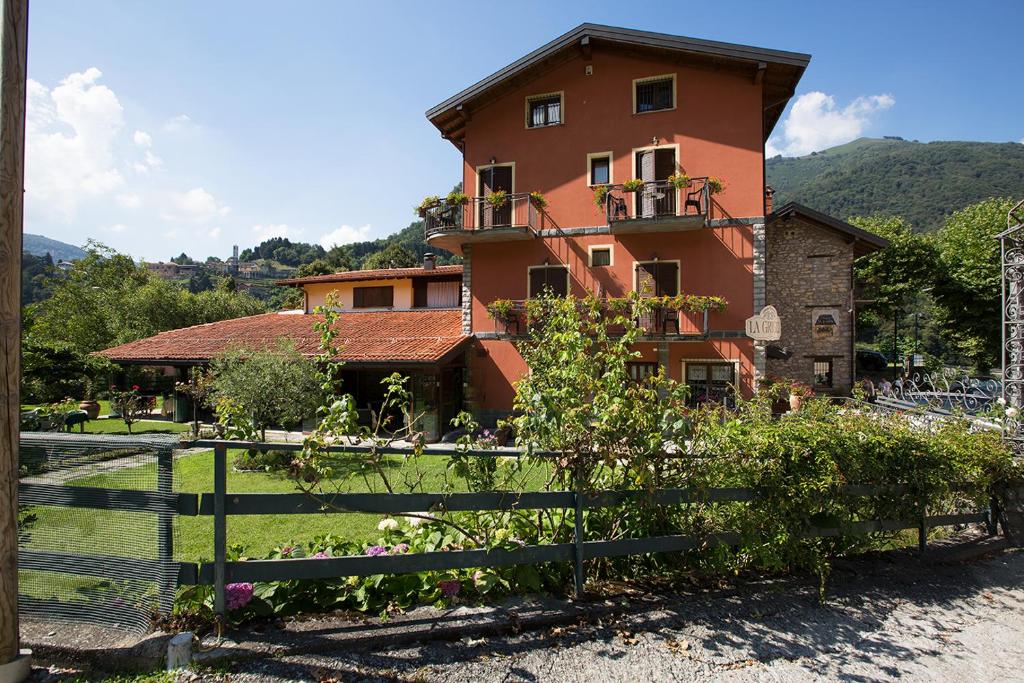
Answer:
[[180, 292, 1020, 624]]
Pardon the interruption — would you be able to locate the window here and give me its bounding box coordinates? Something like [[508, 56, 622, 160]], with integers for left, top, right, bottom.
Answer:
[[589, 154, 611, 185], [589, 246, 612, 267], [528, 265, 569, 298], [634, 261, 679, 297], [353, 286, 393, 308], [627, 362, 659, 383], [526, 93, 562, 128], [813, 358, 834, 389], [634, 75, 674, 113], [685, 362, 735, 405]]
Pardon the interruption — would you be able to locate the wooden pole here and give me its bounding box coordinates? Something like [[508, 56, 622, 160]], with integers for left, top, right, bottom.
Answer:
[[0, 0, 28, 667]]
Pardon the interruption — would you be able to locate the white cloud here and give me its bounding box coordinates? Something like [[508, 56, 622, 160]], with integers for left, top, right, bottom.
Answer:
[[251, 223, 296, 241], [163, 114, 194, 133], [162, 187, 230, 222], [319, 224, 372, 249], [207, 226, 222, 239], [133, 130, 152, 147], [103, 223, 127, 233], [115, 192, 141, 208], [26, 67, 125, 220], [765, 91, 895, 157]]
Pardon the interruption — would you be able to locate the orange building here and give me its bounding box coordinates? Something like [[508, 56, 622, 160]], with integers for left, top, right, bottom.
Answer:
[[421, 24, 812, 421]]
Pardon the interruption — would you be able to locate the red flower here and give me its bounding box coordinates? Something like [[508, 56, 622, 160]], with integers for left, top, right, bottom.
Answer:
[[131, 384, 140, 391]]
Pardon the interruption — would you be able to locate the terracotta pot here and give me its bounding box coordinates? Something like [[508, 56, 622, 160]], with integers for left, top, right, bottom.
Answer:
[[79, 400, 100, 420], [789, 394, 803, 412]]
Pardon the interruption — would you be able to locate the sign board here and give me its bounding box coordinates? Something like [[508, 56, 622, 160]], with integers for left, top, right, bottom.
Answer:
[[811, 308, 840, 340], [745, 305, 781, 341]]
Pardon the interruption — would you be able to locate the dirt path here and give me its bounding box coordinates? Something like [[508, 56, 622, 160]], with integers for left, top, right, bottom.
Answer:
[[205, 544, 1024, 682]]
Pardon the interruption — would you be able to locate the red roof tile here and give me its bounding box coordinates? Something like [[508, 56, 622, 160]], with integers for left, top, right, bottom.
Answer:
[[277, 265, 462, 286], [97, 310, 469, 365]]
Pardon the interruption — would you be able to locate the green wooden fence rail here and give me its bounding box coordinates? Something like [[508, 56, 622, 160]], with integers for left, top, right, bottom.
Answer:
[[16, 439, 1002, 619]]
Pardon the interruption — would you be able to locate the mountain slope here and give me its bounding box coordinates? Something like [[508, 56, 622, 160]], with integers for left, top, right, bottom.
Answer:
[[23, 233, 86, 261], [767, 138, 1024, 231]]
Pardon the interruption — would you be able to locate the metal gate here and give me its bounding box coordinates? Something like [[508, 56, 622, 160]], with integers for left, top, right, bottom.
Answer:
[[999, 199, 1024, 455]]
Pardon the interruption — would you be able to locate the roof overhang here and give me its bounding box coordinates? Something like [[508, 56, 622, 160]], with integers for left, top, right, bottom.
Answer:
[[426, 23, 810, 147], [769, 202, 890, 257]]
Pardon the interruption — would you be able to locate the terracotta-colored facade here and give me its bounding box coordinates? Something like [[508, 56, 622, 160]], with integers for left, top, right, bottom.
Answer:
[[425, 24, 812, 420]]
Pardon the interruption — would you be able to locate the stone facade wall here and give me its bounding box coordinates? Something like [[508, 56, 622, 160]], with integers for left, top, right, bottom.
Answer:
[[765, 216, 855, 394]]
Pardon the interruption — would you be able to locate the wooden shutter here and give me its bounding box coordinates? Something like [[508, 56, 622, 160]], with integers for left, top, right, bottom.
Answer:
[[353, 286, 393, 308]]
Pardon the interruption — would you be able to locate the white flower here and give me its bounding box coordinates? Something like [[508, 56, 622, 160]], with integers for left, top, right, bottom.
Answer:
[[1006, 407, 1019, 419], [377, 518, 399, 531], [997, 397, 1007, 406], [497, 456, 517, 468], [405, 513, 427, 527]]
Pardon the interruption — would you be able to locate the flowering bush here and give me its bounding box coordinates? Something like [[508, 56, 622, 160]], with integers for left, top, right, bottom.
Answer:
[[109, 385, 155, 434]]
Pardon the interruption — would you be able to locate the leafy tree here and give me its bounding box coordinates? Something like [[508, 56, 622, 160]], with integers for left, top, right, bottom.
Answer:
[[21, 251, 55, 305], [932, 197, 1018, 371], [850, 215, 938, 318], [362, 242, 417, 270], [295, 259, 334, 277], [210, 341, 324, 439], [171, 252, 195, 265], [187, 266, 216, 293], [325, 245, 355, 271]]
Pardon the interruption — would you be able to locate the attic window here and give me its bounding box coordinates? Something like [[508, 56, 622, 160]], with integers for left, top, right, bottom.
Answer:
[[634, 75, 674, 114], [526, 93, 562, 128]]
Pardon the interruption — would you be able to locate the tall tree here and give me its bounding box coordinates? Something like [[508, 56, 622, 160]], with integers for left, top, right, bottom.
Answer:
[[932, 197, 1018, 371], [362, 242, 417, 270], [850, 215, 938, 318]]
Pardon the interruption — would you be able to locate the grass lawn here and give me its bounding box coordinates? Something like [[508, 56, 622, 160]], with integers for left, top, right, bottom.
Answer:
[[23, 448, 551, 564], [79, 417, 191, 436]]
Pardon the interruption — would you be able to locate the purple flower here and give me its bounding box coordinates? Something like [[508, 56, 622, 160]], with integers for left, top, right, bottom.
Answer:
[[365, 545, 387, 557], [312, 551, 330, 559], [225, 582, 254, 611], [438, 579, 461, 597], [391, 543, 409, 554]]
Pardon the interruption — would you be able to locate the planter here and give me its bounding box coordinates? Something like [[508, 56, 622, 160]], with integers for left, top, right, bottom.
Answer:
[[789, 394, 804, 412], [79, 400, 101, 420]]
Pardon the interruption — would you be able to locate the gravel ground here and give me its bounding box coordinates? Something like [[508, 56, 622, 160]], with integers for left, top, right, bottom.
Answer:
[[193, 545, 1024, 683]]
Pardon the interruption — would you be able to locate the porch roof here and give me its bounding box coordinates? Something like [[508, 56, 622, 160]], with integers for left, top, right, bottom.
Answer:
[[96, 309, 469, 367]]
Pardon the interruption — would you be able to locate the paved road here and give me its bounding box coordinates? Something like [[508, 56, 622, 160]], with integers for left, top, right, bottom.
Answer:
[[202, 543, 1024, 683]]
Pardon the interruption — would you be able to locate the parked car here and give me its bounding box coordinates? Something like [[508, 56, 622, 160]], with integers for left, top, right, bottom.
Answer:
[[856, 348, 889, 372]]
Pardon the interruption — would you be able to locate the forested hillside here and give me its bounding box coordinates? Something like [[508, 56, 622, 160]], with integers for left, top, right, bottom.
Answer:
[[767, 137, 1024, 231]]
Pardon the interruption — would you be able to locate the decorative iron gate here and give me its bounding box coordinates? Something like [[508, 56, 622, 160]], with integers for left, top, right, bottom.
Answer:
[[999, 199, 1024, 455]]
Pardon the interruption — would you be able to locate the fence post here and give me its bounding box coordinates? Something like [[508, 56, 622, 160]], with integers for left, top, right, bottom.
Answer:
[[213, 443, 227, 617], [156, 447, 174, 616], [572, 468, 585, 598]]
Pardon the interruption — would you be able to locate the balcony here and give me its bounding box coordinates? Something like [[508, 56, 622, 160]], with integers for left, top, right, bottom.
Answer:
[[602, 177, 711, 233], [424, 193, 547, 256], [486, 298, 718, 339]]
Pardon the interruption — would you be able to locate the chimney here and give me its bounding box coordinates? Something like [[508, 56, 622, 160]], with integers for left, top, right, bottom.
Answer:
[[423, 252, 435, 271], [764, 185, 775, 216]]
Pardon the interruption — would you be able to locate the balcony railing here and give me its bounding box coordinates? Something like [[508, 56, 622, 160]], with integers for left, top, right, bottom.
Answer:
[[603, 177, 710, 224], [489, 299, 714, 338], [424, 193, 544, 239]]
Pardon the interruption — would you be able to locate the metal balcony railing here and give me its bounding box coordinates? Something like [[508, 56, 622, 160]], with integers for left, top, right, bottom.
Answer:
[[603, 177, 711, 224], [424, 193, 543, 239]]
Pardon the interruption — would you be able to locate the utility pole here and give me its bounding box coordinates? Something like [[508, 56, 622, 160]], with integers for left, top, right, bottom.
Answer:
[[0, 0, 29, 675]]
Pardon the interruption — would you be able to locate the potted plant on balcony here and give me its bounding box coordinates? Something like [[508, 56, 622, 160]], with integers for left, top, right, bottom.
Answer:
[[486, 298, 518, 334], [445, 190, 469, 207], [667, 172, 690, 190], [529, 191, 548, 209], [415, 195, 441, 217], [485, 189, 508, 209], [706, 176, 724, 195], [592, 185, 610, 209], [622, 178, 645, 193]]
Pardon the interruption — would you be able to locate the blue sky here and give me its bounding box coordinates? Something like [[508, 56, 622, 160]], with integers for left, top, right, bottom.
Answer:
[[26, 1, 1024, 261]]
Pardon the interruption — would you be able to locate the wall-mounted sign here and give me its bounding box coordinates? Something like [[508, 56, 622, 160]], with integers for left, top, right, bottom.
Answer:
[[811, 308, 840, 340], [745, 305, 782, 341]]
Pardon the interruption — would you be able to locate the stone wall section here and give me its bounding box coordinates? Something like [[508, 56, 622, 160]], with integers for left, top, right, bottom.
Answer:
[[765, 216, 855, 393]]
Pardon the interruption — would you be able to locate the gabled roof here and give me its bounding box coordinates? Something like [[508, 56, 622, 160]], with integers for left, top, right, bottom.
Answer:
[[276, 264, 462, 287], [768, 202, 889, 257], [96, 310, 469, 367], [426, 23, 810, 145]]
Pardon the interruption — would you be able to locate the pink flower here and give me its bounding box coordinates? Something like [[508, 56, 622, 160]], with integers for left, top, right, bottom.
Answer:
[[390, 543, 409, 554], [225, 582, 254, 611], [280, 545, 295, 558], [131, 384, 140, 391], [438, 579, 461, 597], [312, 551, 330, 559], [365, 545, 387, 557]]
